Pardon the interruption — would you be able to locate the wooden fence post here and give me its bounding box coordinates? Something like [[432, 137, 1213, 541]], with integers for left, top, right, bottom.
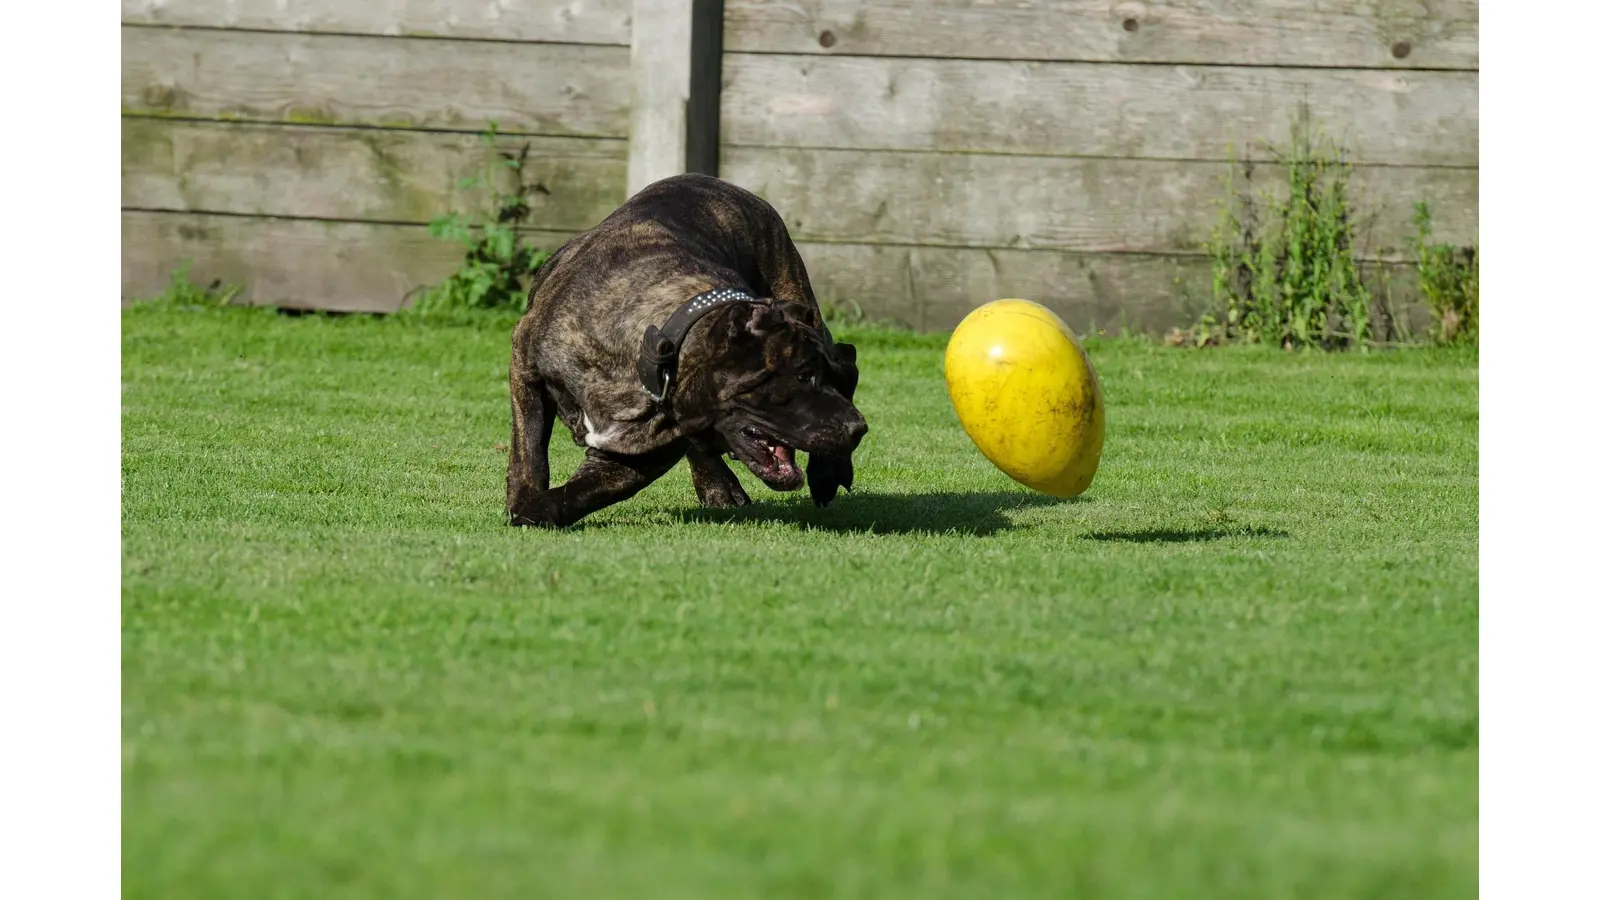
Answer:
[[628, 0, 723, 197]]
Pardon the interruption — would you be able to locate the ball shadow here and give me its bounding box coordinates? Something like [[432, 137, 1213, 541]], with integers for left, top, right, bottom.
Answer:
[[1082, 525, 1289, 543], [682, 490, 1075, 536]]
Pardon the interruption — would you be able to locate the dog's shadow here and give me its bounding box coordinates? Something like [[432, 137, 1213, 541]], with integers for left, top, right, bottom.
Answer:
[[682, 490, 1073, 536]]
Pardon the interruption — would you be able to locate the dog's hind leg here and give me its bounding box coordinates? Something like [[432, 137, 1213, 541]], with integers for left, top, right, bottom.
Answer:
[[686, 435, 751, 508], [510, 442, 686, 528]]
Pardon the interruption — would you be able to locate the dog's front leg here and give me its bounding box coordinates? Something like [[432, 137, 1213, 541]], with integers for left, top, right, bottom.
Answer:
[[506, 366, 557, 519], [686, 435, 751, 508], [509, 441, 686, 528]]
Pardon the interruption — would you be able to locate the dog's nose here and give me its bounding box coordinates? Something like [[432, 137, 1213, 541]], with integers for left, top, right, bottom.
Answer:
[[845, 418, 868, 449]]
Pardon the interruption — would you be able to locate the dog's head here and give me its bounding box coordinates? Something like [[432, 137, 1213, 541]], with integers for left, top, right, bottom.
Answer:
[[695, 300, 866, 491]]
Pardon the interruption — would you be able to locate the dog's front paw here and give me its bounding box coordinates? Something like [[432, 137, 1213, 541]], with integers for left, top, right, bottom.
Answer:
[[508, 496, 568, 529], [509, 509, 559, 529], [697, 481, 752, 509], [806, 453, 854, 507]]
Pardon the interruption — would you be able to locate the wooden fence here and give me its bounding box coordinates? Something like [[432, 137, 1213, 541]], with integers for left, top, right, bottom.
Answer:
[[121, 0, 1479, 332]]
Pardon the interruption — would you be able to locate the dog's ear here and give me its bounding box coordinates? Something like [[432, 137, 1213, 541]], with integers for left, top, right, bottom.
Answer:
[[828, 341, 860, 400], [724, 302, 757, 339], [776, 299, 821, 329], [727, 300, 786, 339]]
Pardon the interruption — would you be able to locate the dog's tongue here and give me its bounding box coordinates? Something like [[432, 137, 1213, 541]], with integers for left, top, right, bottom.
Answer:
[[771, 445, 802, 487], [754, 443, 802, 489]]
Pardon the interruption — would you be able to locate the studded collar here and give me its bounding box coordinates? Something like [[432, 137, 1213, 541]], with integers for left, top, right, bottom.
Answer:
[[636, 287, 761, 405]]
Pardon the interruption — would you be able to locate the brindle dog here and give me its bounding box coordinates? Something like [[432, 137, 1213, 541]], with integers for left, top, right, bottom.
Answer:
[[506, 173, 868, 528]]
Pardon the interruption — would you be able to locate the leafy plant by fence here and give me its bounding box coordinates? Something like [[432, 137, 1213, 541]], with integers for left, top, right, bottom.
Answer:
[[1410, 201, 1479, 346], [1198, 117, 1374, 349], [1189, 114, 1478, 350], [138, 260, 242, 310], [405, 125, 552, 318]]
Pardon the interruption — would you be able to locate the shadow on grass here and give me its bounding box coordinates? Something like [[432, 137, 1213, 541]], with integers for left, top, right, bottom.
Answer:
[[1083, 525, 1289, 543], [682, 490, 1073, 536]]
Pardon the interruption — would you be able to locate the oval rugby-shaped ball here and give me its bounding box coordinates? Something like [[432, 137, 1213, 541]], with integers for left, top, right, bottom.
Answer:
[[943, 299, 1105, 499]]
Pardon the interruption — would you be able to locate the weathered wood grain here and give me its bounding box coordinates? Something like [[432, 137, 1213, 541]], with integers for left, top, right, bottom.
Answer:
[[628, 0, 695, 195], [121, 25, 630, 137], [724, 0, 1479, 70], [122, 210, 1426, 333], [798, 242, 1208, 331], [628, 0, 726, 194], [798, 241, 1428, 334], [122, 211, 579, 313], [121, 0, 633, 45], [722, 147, 1478, 257], [118, 208, 1212, 326], [122, 118, 625, 229], [723, 54, 1478, 167]]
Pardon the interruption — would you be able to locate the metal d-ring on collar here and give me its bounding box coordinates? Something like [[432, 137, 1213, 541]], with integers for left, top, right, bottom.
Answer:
[[637, 287, 760, 405]]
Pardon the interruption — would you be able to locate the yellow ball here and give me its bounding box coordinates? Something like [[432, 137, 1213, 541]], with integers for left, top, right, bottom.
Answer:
[[943, 299, 1106, 499]]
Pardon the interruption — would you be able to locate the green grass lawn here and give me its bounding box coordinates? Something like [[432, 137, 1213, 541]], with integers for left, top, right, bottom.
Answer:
[[121, 303, 1478, 899]]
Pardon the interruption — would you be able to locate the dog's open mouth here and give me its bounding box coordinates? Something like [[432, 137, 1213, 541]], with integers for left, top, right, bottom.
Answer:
[[731, 426, 805, 490]]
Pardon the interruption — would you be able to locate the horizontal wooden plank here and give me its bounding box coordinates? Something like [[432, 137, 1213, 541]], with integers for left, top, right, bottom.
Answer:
[[798, 242, 1429, 335], [122, 0, 633, 45], [725, 0, 1479, 70], [724, 54, 1478, 167], [122, 210, 578, 313], [122, 210, 1430, 335], [122, 25, 630, 137], [722, 148, 1478, 257], [122, 118, 626, 229], [799, 242, 1204, 332]]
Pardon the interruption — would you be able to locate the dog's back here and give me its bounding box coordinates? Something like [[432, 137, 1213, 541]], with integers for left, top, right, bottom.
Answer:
[[524, 174, 819, 343]]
